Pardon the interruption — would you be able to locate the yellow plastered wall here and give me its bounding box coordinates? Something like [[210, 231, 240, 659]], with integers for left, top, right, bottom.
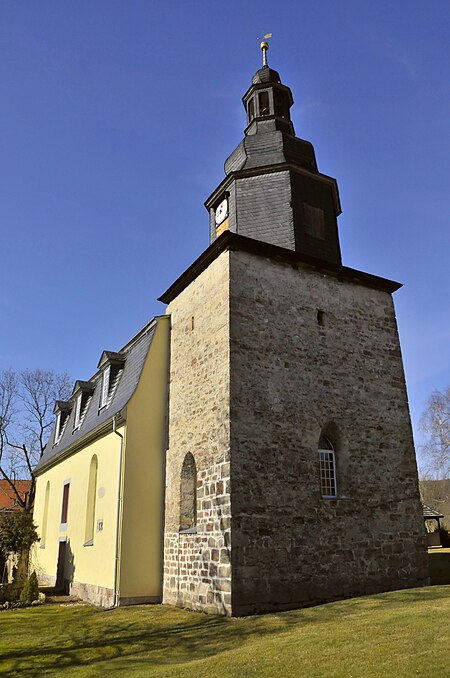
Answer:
[[32, 428, 123, 590], [118, 316, 170, 600]]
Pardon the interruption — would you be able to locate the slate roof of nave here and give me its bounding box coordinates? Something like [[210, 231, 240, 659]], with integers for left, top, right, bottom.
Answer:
[[35, 317, 159, 474]]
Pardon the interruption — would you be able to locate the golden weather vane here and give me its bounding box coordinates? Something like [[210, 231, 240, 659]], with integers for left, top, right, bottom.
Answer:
[[258, 33, 273, 67]]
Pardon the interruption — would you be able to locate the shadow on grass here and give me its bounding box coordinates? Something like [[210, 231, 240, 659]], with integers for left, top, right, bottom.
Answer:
[[2, 586, 450, 676]]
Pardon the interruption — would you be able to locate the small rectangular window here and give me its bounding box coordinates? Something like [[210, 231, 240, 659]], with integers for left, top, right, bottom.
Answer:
[[248, 97, 255, 122], [319, 451, 337, 498], [54, 413, 61, 443], [304, 203, 325, 240], [275, 93, 287, 119], [258, 91, 270, 116], [61, 483, 70, 524], [100, 365, 111, 408]]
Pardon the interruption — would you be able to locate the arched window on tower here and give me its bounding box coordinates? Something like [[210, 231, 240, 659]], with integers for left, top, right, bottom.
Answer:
[[84, 455, 98, 545], [180, 452, 197, 532], [318, 436, 337, 498], [41, 481, 50, 548]]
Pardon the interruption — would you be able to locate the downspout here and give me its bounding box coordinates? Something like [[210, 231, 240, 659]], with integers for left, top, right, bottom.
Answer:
[[112, 415, 124, 608]]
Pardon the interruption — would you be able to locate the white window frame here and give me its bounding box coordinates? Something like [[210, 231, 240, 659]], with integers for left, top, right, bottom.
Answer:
[[318, 440, 337, 499], [54, 412, 61, 443], [60, 480, 70, 529], [74, 393, 82, 429], [100, 365, 111, 408]]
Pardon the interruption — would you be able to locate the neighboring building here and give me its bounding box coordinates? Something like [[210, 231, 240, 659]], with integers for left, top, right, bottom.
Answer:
[[421, 479, 450, 529], [32, 50, 429, 614], [0, 480, 32, 583], [0, 480, 31, 512], [32, 317, 169, 606], [422, 504, 445, 547]]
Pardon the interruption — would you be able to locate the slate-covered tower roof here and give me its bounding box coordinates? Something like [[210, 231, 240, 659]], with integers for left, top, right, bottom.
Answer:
[[205, 53, 342, 265]]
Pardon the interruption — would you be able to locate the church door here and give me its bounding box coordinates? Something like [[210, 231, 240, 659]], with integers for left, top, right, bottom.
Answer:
[[55, 540, 67, 592]]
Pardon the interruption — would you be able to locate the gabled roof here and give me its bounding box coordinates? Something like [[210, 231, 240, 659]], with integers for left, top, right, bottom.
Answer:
[[97, 351, 126, 368], [35, 317, 161, 475], [423, 503, 444, 520], [0, 480, 31, 511], [72, 380, 96, 395]]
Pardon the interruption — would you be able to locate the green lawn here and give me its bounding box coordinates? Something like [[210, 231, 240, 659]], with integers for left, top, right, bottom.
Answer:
[[1, 586, 450, 677]]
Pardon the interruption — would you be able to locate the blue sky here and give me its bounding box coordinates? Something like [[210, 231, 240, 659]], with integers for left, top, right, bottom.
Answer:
[[1, 1, 449, 464]]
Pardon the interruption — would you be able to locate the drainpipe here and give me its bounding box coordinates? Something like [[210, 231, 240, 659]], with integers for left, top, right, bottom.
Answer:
[[112, 415, 124, 608]]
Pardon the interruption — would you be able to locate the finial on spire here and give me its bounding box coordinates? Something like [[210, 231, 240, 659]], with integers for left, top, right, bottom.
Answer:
[[259, 33, 272, 67]]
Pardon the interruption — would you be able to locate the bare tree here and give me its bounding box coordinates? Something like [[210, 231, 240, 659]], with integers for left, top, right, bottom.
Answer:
[[419, 385, 450, 480], [0, 369, 71, 513]]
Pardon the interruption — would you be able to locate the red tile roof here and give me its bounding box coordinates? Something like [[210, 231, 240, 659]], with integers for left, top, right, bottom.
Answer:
[[0, 480, 31, 511]]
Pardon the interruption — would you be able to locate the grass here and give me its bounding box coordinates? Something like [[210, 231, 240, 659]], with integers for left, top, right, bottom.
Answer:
[[1, 585, 450, 677]]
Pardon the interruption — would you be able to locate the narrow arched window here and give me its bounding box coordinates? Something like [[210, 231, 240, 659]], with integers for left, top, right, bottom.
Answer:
[[180, 453, 197, 532], [84, 455, 98, 545], [318, 436, 337, 498], [41, 481, 50, 548]]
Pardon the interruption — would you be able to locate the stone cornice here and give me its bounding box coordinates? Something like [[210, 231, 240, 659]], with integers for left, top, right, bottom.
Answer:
[[158, 231, 402, 305]]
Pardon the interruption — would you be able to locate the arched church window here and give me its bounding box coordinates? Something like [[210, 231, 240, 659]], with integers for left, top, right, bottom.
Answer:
[[180, 452, 197, 532], [84, 455, 98, 545], [318, 436, 337, 498], [41, 481, 50, 548]]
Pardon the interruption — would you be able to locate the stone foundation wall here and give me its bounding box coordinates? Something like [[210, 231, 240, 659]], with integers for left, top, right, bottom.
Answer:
[[70, 580, 114, 607], [163, 252, 232, 615], [164, 460, 231, 614], [229, 249, 429, 615], [36, 572, 56, 588], [37, 572, 114, 607]]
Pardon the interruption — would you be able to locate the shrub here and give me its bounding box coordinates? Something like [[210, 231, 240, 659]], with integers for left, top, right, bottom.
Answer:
[[20, 571, 39, 603], [0, 512, 39, 557]]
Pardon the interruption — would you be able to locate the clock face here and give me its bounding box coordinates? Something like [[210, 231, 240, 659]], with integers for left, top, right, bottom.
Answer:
[[214, 198, 228, 226]]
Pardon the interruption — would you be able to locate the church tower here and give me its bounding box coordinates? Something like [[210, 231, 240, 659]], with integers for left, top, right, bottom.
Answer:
[[161, 46, 428, 616], [205, 45, 341, 264]]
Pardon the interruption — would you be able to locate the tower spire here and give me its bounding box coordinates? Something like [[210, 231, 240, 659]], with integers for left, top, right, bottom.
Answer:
[[205, 50, 343, 265], [259, 33, 272, 67]]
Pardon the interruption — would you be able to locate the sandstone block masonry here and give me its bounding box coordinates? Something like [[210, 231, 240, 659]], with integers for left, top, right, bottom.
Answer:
[[163, 241, 428, 616], [163, 253, 232, 615], [229, 249, 429, 615]]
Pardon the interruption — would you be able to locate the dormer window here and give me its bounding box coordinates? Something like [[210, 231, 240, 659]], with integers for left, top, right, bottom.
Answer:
[[55, 412, 62, 442], [100, 365, 111, 408], [71, 381, 95, 431], [74, 393, 82, 429], [97, 351, 126, 411], [53, 401, 72, 445]]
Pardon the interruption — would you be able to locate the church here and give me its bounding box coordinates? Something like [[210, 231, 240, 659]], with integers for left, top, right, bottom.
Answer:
[[32, 45, 429, 615]]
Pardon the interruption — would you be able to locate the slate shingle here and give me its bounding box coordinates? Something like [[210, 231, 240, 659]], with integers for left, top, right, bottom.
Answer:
[[35, 319, 158, 473]]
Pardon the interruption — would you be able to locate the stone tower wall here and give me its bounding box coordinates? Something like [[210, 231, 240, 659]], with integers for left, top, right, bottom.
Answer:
[[229, 249, 429, 615], [163, 252, 232, 615]]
